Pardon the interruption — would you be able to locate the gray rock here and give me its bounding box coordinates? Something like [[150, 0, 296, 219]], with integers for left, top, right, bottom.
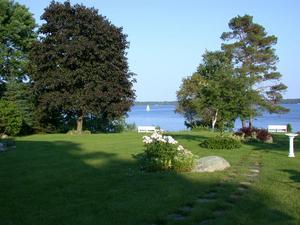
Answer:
[[264, 135, 273, 143], [192, 156, 230, 172], [1, 134, 8, 139]]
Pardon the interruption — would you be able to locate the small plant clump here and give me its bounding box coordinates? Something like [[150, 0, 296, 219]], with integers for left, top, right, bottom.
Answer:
[[137, 131, 196, 172], [235, 127, 273, 143], [200, 136, 241, 150], [67, 130, 92, 135]]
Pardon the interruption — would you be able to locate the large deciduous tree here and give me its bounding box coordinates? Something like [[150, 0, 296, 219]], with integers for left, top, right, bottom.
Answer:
[[29, 1, 135, 133], [177, 51, 241, 131], [221, 15, 287, 128]]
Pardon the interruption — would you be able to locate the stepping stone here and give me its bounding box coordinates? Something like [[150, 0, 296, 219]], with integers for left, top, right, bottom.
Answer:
[[213, 208, 227, 216], [199, 219, 215, 225], [238, 186, 248, 192], [204, 192, 217, 198], [240, 181, 252, 187], [179, 206, 193, 212], [245, 173, 258, 177], [217, 181, 226, 186], [167, 213, 186, 221], [229, 193, 241, 200], [249, 169, 260, 173], [197, 198, 216, 203]]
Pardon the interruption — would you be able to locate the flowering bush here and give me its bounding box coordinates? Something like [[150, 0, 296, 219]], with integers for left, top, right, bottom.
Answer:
[[235, 127, 272, 142], [138, 131, 196, 172]]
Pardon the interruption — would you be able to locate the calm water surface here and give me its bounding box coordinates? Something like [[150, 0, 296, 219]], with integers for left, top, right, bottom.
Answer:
[[126, 104, 300, 132]]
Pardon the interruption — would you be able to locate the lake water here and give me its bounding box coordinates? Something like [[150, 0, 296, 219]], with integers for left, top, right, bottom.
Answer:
[[126, 104, 300, 132]]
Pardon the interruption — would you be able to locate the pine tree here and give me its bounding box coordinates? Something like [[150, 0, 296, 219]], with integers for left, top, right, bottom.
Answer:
[[0, 0, 36, 134], [221, 15, 287, 128]]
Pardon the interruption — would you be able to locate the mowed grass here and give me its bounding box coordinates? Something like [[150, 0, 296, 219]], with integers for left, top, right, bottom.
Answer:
[[0, 131, 300, 225]]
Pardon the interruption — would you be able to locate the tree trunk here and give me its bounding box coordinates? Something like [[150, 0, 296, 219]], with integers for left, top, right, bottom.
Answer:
[[249, 115, 253, 129], [212, 110, 218, 131], [242, 119, 247, 128], [76, 113, 83, 133]]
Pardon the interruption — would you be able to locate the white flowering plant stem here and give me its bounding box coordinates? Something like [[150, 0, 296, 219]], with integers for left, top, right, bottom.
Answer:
[[140, 131, 196, 172]]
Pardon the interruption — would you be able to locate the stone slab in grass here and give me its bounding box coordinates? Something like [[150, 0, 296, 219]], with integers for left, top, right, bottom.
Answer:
[[240, 181, 252, 187], [250, 169, 260, 173], [179, 206, 194, 212], [167, 213, 186, 221], [197, 198, 216, 203], [192, 156, 230, 172], [0, 143, 5, 152]]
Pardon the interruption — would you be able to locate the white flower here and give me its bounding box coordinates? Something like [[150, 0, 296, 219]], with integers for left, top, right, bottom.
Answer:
[[177, 145, 184, 151], [165, 135, 178, 144], [150, 131, 163, 140], [143, 136, 153, 144], [183, 149, 193, 155], [158, 137, 167, 143]]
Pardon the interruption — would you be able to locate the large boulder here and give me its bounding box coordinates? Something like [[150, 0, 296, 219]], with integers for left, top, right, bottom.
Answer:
[[193, 156, 230, 172]]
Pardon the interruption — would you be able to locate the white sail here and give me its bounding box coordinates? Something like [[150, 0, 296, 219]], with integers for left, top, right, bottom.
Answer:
[[146, 105, 150, 112]]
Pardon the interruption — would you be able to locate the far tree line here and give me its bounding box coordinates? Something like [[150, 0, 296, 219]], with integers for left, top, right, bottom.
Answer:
[[0, 0, 287, 136]]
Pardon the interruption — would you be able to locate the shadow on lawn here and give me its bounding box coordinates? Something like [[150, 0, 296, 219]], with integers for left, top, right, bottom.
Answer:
[[281, 169, 300, 183], [170, 133, 207, 143], [243, 134, 291, 153], [0, 139, 295, 225]]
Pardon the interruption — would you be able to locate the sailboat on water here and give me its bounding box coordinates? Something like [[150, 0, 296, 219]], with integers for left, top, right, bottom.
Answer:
[[146, 105, 150, 112]]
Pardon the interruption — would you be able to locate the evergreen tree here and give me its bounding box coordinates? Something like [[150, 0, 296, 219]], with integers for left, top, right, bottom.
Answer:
[[0, 0, 36, 82], [0, 0, 36, 134], [221, 15, 287, 128], [29, 1, 135, 133]]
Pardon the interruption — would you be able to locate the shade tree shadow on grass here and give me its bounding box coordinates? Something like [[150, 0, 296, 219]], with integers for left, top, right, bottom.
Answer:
[[281, 169, 300, 183], [170, 133, 208, 143], [242, 134, 298, 154], [0, 139, 295, 225]]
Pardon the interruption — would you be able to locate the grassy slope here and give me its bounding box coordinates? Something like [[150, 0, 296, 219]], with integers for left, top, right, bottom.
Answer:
[[0, 131, 299, 225]]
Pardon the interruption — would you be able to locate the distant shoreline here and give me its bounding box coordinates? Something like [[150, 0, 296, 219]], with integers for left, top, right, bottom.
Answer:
[[134, 98, 300, 106], [134, 101, 177, 106]]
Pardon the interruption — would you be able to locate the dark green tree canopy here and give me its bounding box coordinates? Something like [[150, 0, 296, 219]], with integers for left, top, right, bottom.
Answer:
[[29, 1, 135, 132]]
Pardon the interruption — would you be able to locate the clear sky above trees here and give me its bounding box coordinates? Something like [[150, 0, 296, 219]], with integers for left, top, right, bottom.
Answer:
[[18, 0, 300, 101]]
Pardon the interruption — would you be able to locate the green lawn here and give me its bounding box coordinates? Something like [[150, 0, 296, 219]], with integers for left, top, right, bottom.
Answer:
[[0, 131, 299, 225]]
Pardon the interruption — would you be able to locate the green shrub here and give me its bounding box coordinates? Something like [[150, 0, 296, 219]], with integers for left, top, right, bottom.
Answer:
[[0, 100, 23, 136], [137, 131, 196, 172], [200, 136, 241, 149]]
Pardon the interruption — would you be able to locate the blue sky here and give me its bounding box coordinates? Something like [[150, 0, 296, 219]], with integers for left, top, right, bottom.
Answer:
[[18, 0, 300, 101]]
